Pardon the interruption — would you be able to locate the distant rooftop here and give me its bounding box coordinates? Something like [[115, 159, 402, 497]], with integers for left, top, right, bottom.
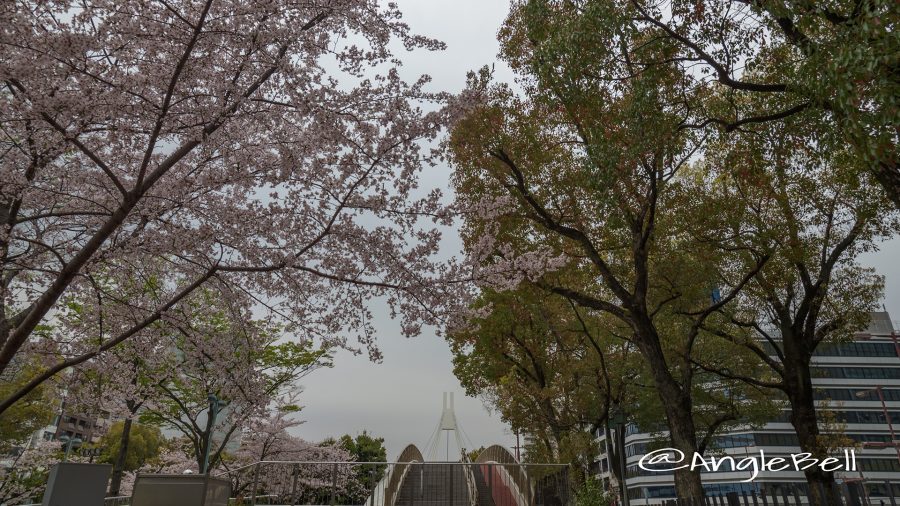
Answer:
[[867, 311, 895, 334]]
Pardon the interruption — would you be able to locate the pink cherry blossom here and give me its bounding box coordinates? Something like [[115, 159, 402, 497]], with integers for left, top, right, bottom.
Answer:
[[0, 440, 66, 504], [0, 0, 463, 414]]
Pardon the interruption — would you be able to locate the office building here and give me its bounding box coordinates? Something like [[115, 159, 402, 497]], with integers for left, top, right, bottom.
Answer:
[[595, 312, 900, 504]]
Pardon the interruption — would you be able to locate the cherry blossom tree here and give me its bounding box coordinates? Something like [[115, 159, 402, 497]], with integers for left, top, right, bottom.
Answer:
[[222, 406, 362, 503], [116, 444, 201, 497], [61, 336, 174, 497], [114, 424, 362, 502], [55, 277, 234, 495], [59, 280, 330, 473], [49, 268, 331, 495], [0, 440, 71, 505], [135, 295, 330, 472], [0, 0, 457, 415]]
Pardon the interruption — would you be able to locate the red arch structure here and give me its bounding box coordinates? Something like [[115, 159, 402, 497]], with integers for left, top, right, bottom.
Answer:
[[475, 445, 532, 506]]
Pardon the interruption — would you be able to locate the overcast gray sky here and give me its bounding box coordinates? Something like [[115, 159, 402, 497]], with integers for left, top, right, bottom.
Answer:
[[290, 0, 900, 460], [291, 0, 517, 461]]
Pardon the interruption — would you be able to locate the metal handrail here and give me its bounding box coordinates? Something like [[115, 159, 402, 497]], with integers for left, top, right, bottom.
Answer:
[[214, 460, 403, 477], [461, 452, 478, 506], [215, 460, 394, 506], [214, 459, 565, 476], [207, 456, 568, 506], [382, 445, 424, 506]]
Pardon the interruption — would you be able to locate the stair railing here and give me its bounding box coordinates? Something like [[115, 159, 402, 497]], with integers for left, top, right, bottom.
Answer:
[[461, 450, 479, 506], [380, 444, 424, 506]]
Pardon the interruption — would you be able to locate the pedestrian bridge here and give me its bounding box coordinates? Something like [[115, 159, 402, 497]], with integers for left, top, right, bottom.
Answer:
[[367, 393, 569, 506], [222, 394, 570, 506], [222, 443, 570, 506], [369, 444, 568, 506]]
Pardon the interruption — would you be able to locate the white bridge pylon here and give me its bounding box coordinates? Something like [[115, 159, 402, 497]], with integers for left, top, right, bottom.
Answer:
[[424, 392, 473, 461]]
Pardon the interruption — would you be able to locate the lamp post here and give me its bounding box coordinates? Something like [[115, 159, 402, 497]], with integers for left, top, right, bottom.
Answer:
[[58, 435, 82, 462], [856, 386, 900, 465], [609, 407, 629, 506], [201, 394, 224, 475]]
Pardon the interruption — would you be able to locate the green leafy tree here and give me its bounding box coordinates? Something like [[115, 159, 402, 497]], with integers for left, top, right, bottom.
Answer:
[[448, 2, 775, 496], [448, 281, 776, 485], [448, 285, 639, 467], [465, 446, 486, 462], [576, 476, 612, 506], [686, 102, 899, 503], [97, 421, 164, 472], [0, 354, 56, 452], [338, 432, 387, 465], [335, 431, 388, 500], [624, 0, 899, 207]]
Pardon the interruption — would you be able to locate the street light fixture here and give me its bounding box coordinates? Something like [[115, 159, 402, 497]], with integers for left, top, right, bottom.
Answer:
[[58, 435, 82, 462]]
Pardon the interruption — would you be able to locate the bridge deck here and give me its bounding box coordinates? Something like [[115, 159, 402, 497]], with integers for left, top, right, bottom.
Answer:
[[395, 463, 471, 506]]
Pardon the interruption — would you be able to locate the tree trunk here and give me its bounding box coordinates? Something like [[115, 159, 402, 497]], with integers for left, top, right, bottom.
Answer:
[[632, 320, 705, 500], [198, 432, 208, 473], [667, 405, 705, 500], [108, 417, 133, 497], [783, 347, 839, 506], [875, 158, 900, 211]]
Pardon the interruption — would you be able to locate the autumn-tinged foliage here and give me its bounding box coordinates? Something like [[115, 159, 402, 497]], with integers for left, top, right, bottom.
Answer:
[[448, 1, 773, 496], [687, 92, 898, 503], [447, 0, 898, 501], [448, 285, 639, 466], [1, 2, 897, 505], [606, 0, 898, 205]]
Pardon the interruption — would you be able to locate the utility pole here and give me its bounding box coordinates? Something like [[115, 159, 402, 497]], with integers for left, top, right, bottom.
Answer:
[[609, 408, 629, 506], [512, 429, 522, 462]]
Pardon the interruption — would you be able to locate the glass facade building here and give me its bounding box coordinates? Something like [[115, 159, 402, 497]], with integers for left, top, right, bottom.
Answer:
[[594, 312, 900, 504]]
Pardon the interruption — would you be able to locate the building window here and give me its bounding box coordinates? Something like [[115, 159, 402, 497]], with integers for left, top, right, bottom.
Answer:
[[773, 410, 900, 424], [755, 433, 800, 446], [815, 388, 900, 401], [814, 367, 900, 379], [816, 342, 897, 357], [764, 342, 899, 358], [859, 459, 900, 472]]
